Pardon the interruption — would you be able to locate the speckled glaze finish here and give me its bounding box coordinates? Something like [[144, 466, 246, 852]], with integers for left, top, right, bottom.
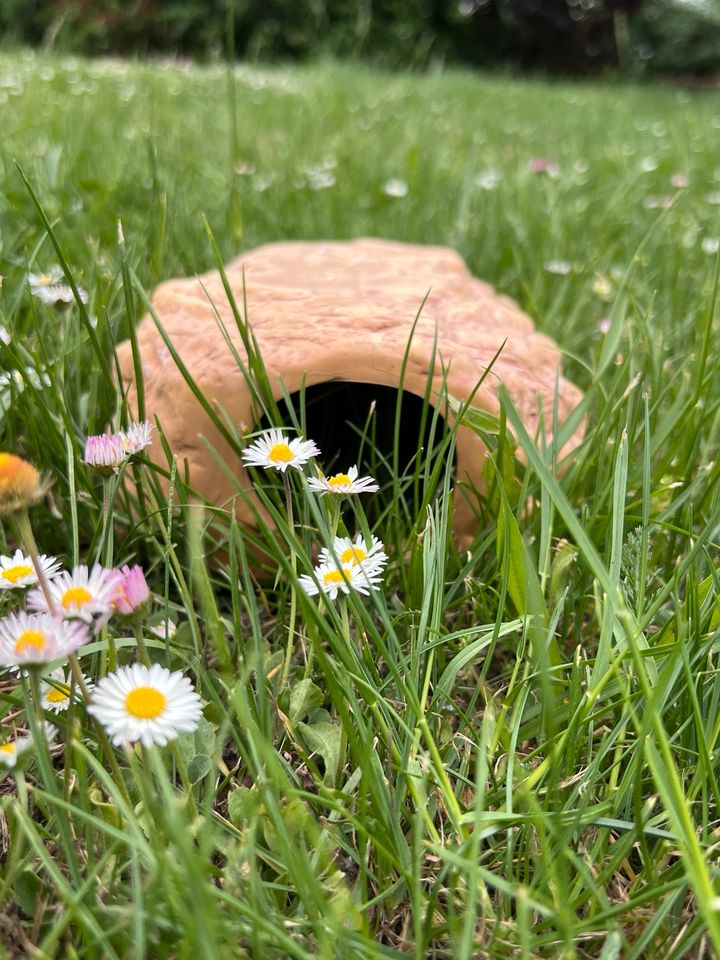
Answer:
[[116, 238, 584, 544]]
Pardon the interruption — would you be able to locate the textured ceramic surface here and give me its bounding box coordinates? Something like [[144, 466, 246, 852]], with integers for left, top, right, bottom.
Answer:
[[116, 238, 584, 543]]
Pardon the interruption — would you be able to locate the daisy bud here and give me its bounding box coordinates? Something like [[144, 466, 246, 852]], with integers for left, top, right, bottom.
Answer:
[[83, 434, 127, 475], [113, 564, 151, 622]]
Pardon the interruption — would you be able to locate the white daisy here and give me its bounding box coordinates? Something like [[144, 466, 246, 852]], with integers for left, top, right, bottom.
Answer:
[[28, 564, 123, 629], [307, 465, 379, 496], [241, 428, 321, 473], [0, 549, 62, 590], [28, 268, 89, 306], [119, 420, 153, 455], [0, 736, 31, 768], [0, 611, 90, 669], [40, 666, 92, 713], [88, 663, 203, 747], [299, 555, 385, 601], [319, 534, 388, 576]]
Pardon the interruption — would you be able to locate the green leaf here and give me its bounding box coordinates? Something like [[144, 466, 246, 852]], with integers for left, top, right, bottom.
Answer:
[[288, 679, 324, 724], [297, 720, 344, 786], [14, 869, 43, 917], [177, 717, 215, 767], [187, 754, 211, 785], [227, 786, 258, 827]]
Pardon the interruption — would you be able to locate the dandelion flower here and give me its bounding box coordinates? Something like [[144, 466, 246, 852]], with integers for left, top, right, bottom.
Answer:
[[0, 452, 47, 515], [28, 564, 123, 629], [88, 663, 203, 747], [307, 465, 379, 497], [119, 421, 153, 456], [0, 611, 90, 669], [83, 433, 127, 472], [40, 666, 92, 713], [28, 268, 89, 306], [0, 736, 31, 768], [112, 564, 151, 619], [241, 428, 320, 473], [0, 549, 61, 590], [319, 534, 388, 575]]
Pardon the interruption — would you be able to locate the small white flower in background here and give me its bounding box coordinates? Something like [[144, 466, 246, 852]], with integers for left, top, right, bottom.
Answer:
[[305, 161, 336, 191], [528, 157, 559, 178], [544, 260, 572, 276], [40, 666, 93, 713], [307, 465, 379, 496], [383, 178, 408, 198], [28, 267, 89, 306], [592, 275, 613, 300], [643, 195, 672, 210], [598, 317, 612, 335], [475, 169, 501, 191], [0, 611, 90, 669], [320, 534, 388, 576], [670, 172, 689, 189], [706, 192, 720, 205], [241, 428, 321, 473], [298, 558, 384, 601], [702, 237, 720, 255], [88, 663, 203, 747], [119, 420, 153, 455], [28, 564, 123, 629], [0, 325, 10, 345], [0, 549, 61, 590], [149, 618, 177, 641], [640, 156, 658, 173], [0, 736, 31, 768]]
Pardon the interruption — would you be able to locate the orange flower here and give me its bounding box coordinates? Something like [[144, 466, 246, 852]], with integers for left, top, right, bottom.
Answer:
[[0, 453, 45, 515]]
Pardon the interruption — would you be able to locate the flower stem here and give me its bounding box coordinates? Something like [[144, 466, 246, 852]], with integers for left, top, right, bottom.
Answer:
[[279, 471, 298, 693], [171, 742, 198, 819], [13, 510, 56, 613], [133, 624, 151, 666]]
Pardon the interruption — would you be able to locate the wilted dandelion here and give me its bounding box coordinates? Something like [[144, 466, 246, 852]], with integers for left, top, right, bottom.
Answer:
[[0, 611, 90, 669], [0, 549, 61, 590], [88, 663, 203, 747], [241, 429, 320, 473], [307, 466, 379, 496]]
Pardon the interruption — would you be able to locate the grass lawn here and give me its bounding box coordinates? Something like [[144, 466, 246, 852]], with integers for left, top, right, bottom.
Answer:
[[0, 48, 719, 958]]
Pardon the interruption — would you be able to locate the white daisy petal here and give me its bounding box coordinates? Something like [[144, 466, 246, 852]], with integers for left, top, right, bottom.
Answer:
[[307, 465, 379, 496], [0, 549, 62, 590], [27, 564, 122, 631], [0, 611, 90, 670], [88, 663, 203, 748]]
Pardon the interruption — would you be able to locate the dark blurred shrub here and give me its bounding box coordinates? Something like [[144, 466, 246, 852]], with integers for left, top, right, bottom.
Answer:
[[0, 0, 719, 77]]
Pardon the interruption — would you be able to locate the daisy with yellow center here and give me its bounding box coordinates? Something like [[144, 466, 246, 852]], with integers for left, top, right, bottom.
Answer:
[[0, 452, 47, 515], [40, 666, 93, 714], [88, 663, 203, 747], [319, 534, 388, 577], [0, 549, 61, 591], [27, 267, 89, 306], [0, 611, 90, 669], [307, 465, 379, 496], [0, 736, 31, 769], [241, 428, 321, 474], [298, 556, 384, 600], [28, 564, 123, 629]]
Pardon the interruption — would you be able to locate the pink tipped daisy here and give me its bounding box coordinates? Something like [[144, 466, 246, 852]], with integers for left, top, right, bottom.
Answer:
[[119, 421, 153, 456], [241, 428, 321, 473], [113, 564, 151, 619], [28, 564, 123, 629], [0, 611, 90, 669], [307, 465, 379, 496], [83, 433, 127, 472], [0, 549, 61, 590], [88, 663, 203, 747]]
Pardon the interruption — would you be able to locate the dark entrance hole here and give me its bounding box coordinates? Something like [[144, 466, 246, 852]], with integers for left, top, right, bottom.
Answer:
[[256, 381, 456, 522]]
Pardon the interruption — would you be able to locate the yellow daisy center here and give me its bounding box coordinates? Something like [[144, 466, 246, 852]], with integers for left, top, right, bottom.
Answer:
[[125, 686, 167, 719], [328, 473, 351, 488], [341, 547, 366, 565], [47, 685, 70, 704], [62, 586, 93, 610], [2, 564, 34, 584], [268, 442, 294, 463], [323, 569, 347, 586], [0, 743, 15, 754], [15, 629, 47, 655]]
